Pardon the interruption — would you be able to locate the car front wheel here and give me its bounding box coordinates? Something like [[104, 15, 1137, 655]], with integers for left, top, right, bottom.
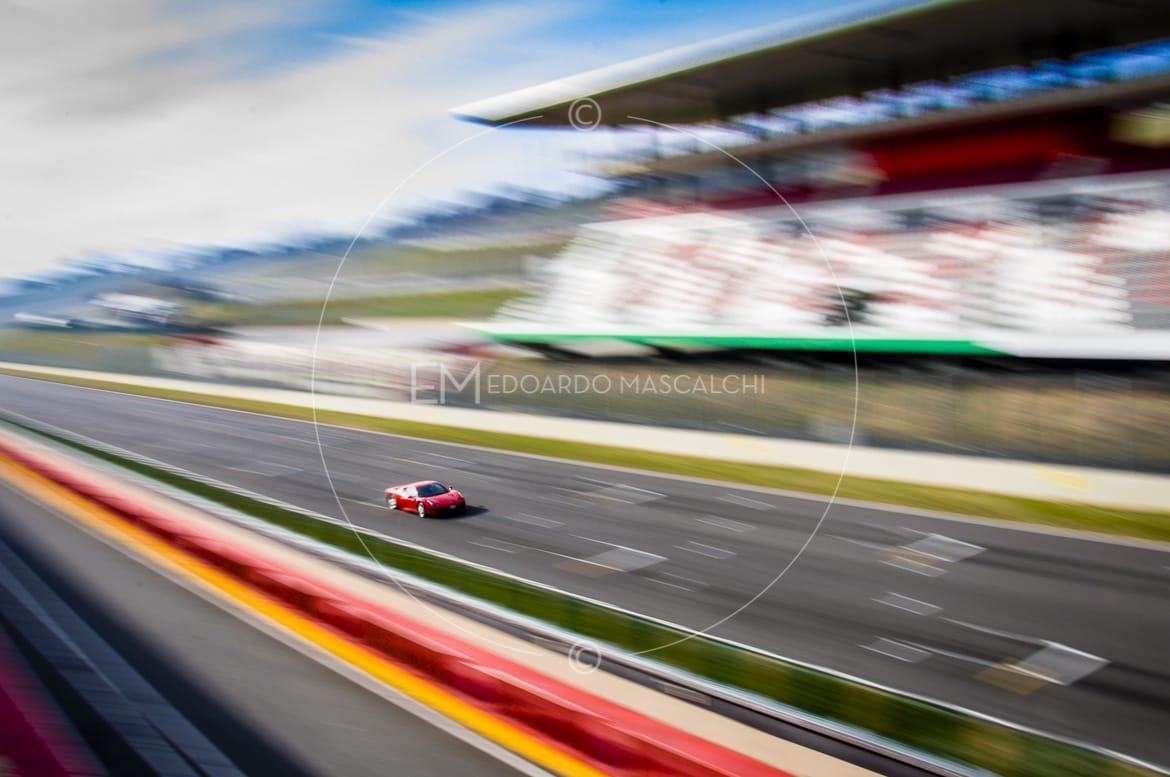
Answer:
[[417, 502, 427, 518], [387, 495, 397, 510]]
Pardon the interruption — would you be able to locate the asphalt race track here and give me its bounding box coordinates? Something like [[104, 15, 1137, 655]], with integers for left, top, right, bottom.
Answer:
[[1, 374, 1168, 767]]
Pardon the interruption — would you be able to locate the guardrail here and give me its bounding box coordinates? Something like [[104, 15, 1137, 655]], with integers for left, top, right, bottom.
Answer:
[[0, 430, 793, 777], [1, 410, 1163, 777]]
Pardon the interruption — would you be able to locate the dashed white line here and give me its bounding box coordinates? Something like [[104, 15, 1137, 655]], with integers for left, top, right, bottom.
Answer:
[[676, 541, 736, 560], [587, 484, 665, 504], [901, 534, 985, 563], [142, 441, 192, 452], [503, 513, 564, 529], [1017, 643, 1109, 685], [874, 592, 941, 616], [646, 572, 707, 592], [883, 556, 947, 577], [446, 471, 499, 483], [339, 497, 384, 508], [897, 642, 990, 669], [574, 536, 667, 572], [941, 619, 1111, 684], [862, 638, 931, 663], [695, 516, 755, 533], [941, 617, 1040, 644], [329, 477, 371, 489], [585, 548, 667, 572], [504, 542, 621, 571], [391, 457, 432, 468], [530, 492, 591, 509], [226, 462, 301, 477], [829, 535, 886, 551], [718, 493, 773, 510], [424, 452, 472, 465], [468, 537, 526, 554]]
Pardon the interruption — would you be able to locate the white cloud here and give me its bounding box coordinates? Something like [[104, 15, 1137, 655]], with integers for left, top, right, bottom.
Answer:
[[0, 1, 596, 277]]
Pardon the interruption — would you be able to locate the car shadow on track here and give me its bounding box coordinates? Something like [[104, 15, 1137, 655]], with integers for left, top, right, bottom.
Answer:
[[431, 505, 489, 520]]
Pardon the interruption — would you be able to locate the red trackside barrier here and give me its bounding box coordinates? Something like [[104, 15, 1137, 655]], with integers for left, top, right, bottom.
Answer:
[[436, 653, 505, 706], [309, 597, 368, 640], [0, 437, 794, 777]]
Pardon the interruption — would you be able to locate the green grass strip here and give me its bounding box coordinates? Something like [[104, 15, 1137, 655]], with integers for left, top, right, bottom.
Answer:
[[1, 410, 1159, 777], [188, 287, 526, 326]]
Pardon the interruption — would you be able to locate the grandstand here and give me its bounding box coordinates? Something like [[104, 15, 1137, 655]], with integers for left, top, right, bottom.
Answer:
[[454, 0, 1170, 362]]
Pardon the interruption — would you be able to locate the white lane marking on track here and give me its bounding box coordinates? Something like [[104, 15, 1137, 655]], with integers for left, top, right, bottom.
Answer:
[[469, 537, 525, 554], [327, 473, 370, 486], [526, 492, 589, 509], [940, 618, 1110, 685], [897, 642, 992, 668], [585, 548, 666, 572], [829, 535, 886, 551], [575, 536, 661, 553], [883, 556, 947, 577], [142, 441, 194, 452], [340, 497, 384, 508], [574, 536, 666, 571], [543, 487, 592, 506], [942, 617, 1045, 644], [645, 571, 707, 592], [446, 471, 499, 483], [503, 513, 563, 529], [424, 452, 471, 464], [587, 484, 664, 504], [676, 541, 735, 560], [718, 493, 773, 510], [901, 533, 985, 563], [226, 461, 301, 477], [874, 592, 941, 616], [863, 638, 931, 663], [391, 457, 432, 468], [1016, 644, 1109, 685], [696, 515, 755, 533], [494, 540, 621, 571], [243, 428, 313, 444], [897, 635, 1107, 687]]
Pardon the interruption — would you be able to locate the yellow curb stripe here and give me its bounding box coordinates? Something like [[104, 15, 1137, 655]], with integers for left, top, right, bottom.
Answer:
[[0, 451, 610, 777]]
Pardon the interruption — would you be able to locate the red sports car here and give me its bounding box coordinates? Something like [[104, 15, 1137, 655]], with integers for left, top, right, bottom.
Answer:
[[385, 480, 466, 517]]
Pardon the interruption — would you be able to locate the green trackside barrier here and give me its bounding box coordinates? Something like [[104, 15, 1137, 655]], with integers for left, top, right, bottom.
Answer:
[[1, 413, 1161, 777]]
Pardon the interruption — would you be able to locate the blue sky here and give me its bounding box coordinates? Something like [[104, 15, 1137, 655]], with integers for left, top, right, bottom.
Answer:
[[210, 0, 836, 78], [0, 0, 859, 277]]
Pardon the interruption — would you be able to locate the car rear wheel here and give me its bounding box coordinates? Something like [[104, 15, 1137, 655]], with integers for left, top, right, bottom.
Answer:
[[387, 495, 397, 510], [417, 502, 427, 518]]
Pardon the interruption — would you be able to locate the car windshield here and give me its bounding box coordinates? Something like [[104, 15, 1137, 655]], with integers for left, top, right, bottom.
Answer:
[[417, 483, 449, 497]]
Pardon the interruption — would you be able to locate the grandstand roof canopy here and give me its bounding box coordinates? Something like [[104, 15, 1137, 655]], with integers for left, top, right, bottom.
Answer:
[[452, 0, 1170, 128]]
